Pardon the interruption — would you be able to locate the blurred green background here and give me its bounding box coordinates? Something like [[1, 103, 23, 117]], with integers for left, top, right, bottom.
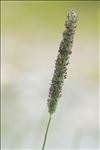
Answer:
[[1, 1, 99, 149]]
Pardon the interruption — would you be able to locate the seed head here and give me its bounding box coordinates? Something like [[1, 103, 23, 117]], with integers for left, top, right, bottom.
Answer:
[[48, 11, 78, 114]]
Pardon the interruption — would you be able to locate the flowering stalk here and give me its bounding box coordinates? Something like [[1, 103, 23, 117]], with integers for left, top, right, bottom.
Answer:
[[42, 10, 78, 149]]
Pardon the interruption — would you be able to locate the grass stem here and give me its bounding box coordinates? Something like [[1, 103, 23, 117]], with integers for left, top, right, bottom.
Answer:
[[42, 115, 52, 150]]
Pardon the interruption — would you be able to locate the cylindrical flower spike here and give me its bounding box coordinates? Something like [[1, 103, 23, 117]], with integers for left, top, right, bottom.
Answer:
[[48, 11, 78, 114]]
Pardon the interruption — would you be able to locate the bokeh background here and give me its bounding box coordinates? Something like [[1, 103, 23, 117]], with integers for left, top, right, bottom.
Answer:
[[1, 1, 99, 149]]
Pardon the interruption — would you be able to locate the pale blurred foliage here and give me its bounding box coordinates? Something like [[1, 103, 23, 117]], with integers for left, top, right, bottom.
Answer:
[[1, 1, 99, 149]]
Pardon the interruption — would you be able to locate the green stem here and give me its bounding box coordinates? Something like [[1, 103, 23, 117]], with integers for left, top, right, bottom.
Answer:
[[42, 115, 52, 150]]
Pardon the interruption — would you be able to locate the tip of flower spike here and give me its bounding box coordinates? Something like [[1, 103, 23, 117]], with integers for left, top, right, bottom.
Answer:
[[67, 10, 78, 23]]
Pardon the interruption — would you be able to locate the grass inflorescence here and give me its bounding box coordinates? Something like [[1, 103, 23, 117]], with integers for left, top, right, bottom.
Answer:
[[42, 10, 78, 149]]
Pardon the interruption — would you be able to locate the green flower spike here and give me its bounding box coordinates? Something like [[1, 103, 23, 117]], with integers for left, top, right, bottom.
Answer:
[[42, 10, 78, 150]]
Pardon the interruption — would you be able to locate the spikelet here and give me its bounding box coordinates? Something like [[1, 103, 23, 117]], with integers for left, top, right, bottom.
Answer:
[[48, 11, 78, 114]]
